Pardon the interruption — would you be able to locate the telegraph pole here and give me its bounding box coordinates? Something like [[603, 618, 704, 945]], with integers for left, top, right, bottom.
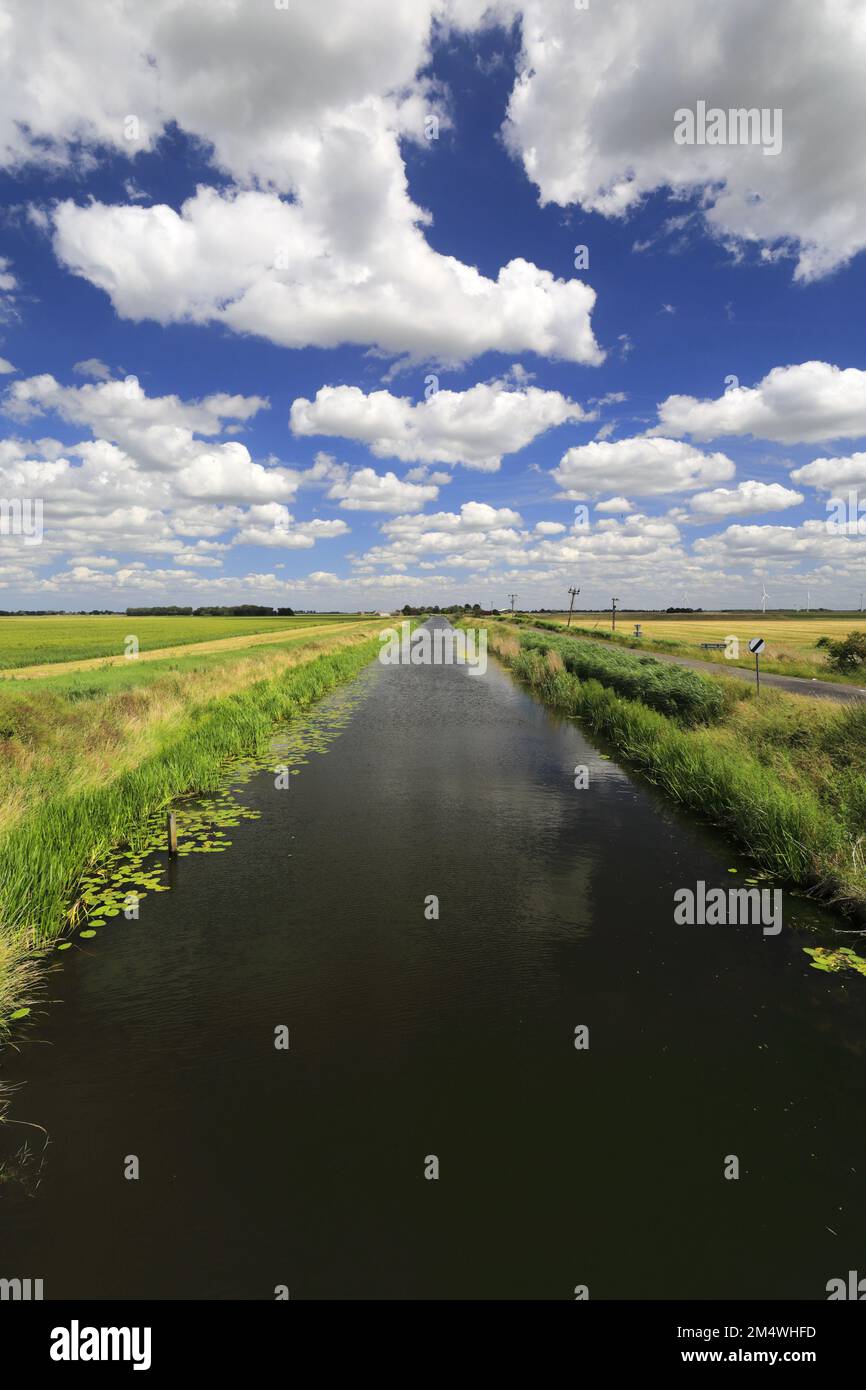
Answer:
[[508, 593, 518, 614], [611, 596, 619, 631], [566, 586, 580, 627]]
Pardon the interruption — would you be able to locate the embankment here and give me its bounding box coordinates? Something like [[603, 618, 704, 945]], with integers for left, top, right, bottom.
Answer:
[[472, 621, 866, 927], [0, 626, 384, 1034]]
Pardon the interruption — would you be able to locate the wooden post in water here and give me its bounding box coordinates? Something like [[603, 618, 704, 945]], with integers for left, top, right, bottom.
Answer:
[[167, 811, 178, 857]]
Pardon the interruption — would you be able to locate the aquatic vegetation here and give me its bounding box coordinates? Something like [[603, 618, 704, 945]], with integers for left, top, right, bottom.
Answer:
[[68, 674, 371, 940], [804, 946, 866, 976]]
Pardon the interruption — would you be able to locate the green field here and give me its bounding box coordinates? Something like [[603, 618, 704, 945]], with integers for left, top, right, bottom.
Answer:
[[0, 613, 366, 670]]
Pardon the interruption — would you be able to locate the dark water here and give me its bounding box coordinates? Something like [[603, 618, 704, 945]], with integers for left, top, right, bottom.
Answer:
[[1, 619, 864, 1300]]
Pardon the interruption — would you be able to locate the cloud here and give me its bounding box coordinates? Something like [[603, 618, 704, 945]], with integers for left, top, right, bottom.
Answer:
[[53, 189, 601, 366], [290, 380, 589, 470], [502, 0, 866, 281], [325, 466, 440, 512], [790, 451, 866, 494], [4, 373, 268, 467], [0, 256, 18, 323], [72, 358, 114, 381], [595, 496, 633, 514], [0, 357, 16, 374], [656, 363, 866, 445], [382, 501, 523, 537], [553, 436, 735, 500], [0, 373, 347, 561], [694, 519, 866, 566], [232, 504, 350, 549], [686, 480, 804, 521], [0, 1, 599, 365]]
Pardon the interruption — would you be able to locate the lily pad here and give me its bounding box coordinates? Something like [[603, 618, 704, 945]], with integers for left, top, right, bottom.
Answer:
[[804, 945, 866, 977]]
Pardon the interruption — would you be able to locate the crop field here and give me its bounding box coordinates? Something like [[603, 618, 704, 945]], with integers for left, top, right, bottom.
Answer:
[[0, 613, 372, 671], [540, 614, 865, 680]]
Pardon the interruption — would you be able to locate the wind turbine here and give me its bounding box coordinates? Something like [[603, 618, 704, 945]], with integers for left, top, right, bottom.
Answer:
[[761, 583, 769, 614]]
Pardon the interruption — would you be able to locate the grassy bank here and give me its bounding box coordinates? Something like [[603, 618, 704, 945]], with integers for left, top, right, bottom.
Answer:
[[513, 615, 866, 685], [0, 623, 384, 1036], [472, 621, 866, 924]]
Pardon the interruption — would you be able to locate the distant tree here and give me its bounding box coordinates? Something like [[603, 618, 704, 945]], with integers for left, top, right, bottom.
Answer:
[[127, 606, 193, 616]]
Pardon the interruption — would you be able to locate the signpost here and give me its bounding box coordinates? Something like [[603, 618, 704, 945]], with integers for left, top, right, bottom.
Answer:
[[749, 636, 765, 693]]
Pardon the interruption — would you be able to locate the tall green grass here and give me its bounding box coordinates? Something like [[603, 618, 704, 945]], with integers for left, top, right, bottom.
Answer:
[[486, 626, 866, 919], [518, 630, 730, 725], [0, 637, 381, 1035]]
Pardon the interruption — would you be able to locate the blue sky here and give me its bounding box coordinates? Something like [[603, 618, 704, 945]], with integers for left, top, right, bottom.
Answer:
[[1, 0, 865, 611]]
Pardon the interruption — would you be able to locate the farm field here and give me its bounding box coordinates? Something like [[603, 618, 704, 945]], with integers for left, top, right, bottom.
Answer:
[[539, 613, 865, 682], [0, 612, 375, 670]]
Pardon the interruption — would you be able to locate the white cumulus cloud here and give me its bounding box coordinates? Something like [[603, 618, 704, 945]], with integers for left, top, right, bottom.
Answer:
[[656, 363, 866, 445], [553, 437, 735, 500], [290, 381, 589, 471]]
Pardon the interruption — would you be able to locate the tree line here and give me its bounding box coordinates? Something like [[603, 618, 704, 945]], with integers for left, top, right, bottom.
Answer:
[[125, 605, 297, 617]]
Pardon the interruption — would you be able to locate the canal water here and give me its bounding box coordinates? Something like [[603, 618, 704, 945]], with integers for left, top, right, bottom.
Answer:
[[1, 619, 864, 1299]]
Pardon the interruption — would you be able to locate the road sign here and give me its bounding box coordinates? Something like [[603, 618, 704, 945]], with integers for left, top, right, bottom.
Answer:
[[749, 636, 765, 694]]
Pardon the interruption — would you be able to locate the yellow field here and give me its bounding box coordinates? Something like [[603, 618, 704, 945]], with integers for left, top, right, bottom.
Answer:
[[544, 614, 864, 678]]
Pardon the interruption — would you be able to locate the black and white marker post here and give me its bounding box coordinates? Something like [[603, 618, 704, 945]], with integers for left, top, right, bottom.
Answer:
[[749, 635, 765, 694]]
